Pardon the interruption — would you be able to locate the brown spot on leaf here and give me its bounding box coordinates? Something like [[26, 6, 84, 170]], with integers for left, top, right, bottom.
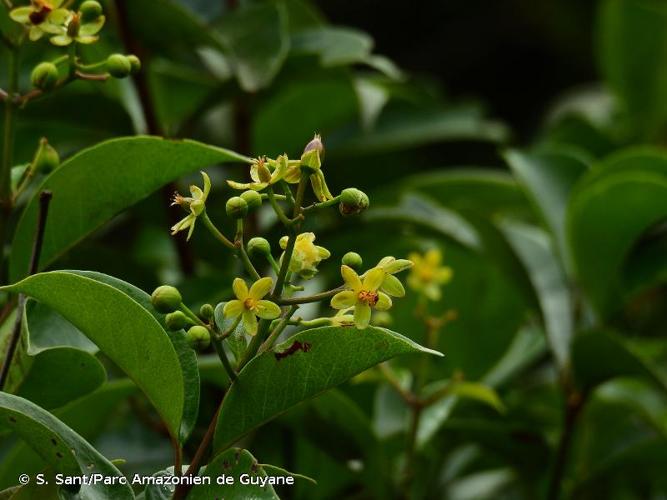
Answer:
[[275, 341, 312, 361]]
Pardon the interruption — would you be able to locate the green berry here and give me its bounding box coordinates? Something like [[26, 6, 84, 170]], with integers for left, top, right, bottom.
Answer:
[[79, 0, 102, 22], [106, 54, 132, 79], [165, 311, 188, 331], [32, 138, 60, 174], [186, 326, 211, 350], [226, 196, 248, 219], [151, 285, 182, 313], [199, 303, 214, 320], [126, 55, 141, 74], [240, 190, 262, 210], [342, 251, 363, 269], [339, 188, 369, 216], [247, 237, 271, 257], [31, 62, 59, 91]]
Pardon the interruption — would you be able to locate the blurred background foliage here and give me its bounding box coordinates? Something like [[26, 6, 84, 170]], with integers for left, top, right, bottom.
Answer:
[[1, 0, 667, 498]]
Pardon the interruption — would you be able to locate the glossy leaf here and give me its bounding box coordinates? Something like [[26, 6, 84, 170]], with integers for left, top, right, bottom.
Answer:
[[0, 271, 185, 439], [213, 325, 441, 451], [0, 392, 133, 499], [10, 136, 250, 281], [218, 1, 289, 91], [68, 270, 200, 443], [499, 221, 573, 372], [188, 448, 279, 499], [566, 152, 667, 318], [291, 27, 373, 66], [503, 148, 589, 267]]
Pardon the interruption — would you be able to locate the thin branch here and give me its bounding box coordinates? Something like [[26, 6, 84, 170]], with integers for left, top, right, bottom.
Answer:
[[0, 191, 52, 390], [259, 305, 298, 354], [275, 286, 345, 306]]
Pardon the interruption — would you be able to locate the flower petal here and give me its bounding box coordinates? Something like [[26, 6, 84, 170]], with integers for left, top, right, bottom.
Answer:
[[375, 292, 392, 311], [9, 7, 32, 24], [271, 155, 288, 183], [384, 259, 413, 274], [200, 171, 211, 198], [232, 278, 249, 300], [354, 303, 371, 330], [79, 16, 105, 35], [242, 310, 258, 335], [436, 267, 453, 284], [381, 274, 405, 297], [284, 165, 301, 183], [29, 26, 44, 41], [223, 300, 243, 318], [425, 249, 441, 266], [317, 246, 331, 259], [255, 300, 281, 320], [50, 34, 72, 46], [362, 267, 385, 292], [331, 290, 356, 310], [341, 265, 362, 291], [75, 34, 99, 44], [249, 277, 273, 299]]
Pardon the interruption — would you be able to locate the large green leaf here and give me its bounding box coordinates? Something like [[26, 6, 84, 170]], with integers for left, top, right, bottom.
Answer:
[[503, 148, 589, 267], [68, 271, 200, 443], [10, 136, 249, 281], [498, 221, 573, 372], [598, 0, 667, 139], [213, 326, 441, 452], [291, 27, 373, 66], [572, 330, 667, 394], [217, 1, 289, 91], [566, 152, 667, 318], [0, 271, 185, 439], [3, 301, 105, 410], [0, 392, 133, 499]]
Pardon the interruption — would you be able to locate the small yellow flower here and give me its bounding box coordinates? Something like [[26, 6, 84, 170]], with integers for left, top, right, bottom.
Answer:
[[280, 232, 330, 279], [407, 249, 453, 301], [47, 9, 105, 46], [375, 256, 413, 297], [223, 277, 281, 335], [9, 0, 68, 41], [228, 155, 292, 191], [331, 265, 395, 329], [170, 172, 211, 240]]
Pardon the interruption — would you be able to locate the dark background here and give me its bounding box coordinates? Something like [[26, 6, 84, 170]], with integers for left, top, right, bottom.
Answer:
[[317, 0, 597, 140]]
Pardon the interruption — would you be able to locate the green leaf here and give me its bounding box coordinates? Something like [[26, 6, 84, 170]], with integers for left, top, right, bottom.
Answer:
[[67, 270, 200, 443], [1, 271, 185, 440], [10, 136, 249, 282], [598, 0, 667, 139], [566, 151, 667, 318], [3, 301, 105, 410], [498, 221, 573, 372], [213, 326, 441, 451], [291, 27, 373, 66], [188, 448, 279, 499], [572, 330, 667, 394], [218, 1, 289, 91], [503, 148, 589, 267], [0, 392, 133, 499]]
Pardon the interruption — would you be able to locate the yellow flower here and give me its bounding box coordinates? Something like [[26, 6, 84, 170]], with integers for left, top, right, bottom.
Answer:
[[223, 277, 281, 335], [228, 155, 293, 191], [407, 249, 453, 301], [331, 265, 395, 329], [47, 9, 105, 46], [170, 172, 211, 240], [280, 232, 330, 279], [375, 256, 413, 297], [9, 0, 68, 41]]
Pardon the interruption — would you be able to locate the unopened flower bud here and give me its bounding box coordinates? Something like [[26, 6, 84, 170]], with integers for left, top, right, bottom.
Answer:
[[31, 62, 59, 91], [300, 134, 324, 172], [342, 251, 363, 269], [279, 235, 289, 249], [165, 311, 188, 331], [240, 190, 262, 210], [199, 303, 214, 320], [151, 285, 182, 313], [226, 196, 248, 219], [247, 237, 271, 256], [79, 0, 102, 22], [339, 188, 369, 216], [106, 54, 132, 79], [66, 13, 81, 37], [186, 326, 210, 350], [32, 138, 60, 173], [126, 55, 141, 74]]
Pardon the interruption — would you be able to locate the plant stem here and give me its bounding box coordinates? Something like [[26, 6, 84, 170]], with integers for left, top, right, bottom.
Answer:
[[267, 186, 292, 227], [259, 305, 298, 353], [302, 195, 341, 213], [0, 191, 52, 390], [275, 286, 345, 305], [0, 48, 18, 270], [547, 390, 585, 500], [201, 212, 235, 250], [212, 334, 237, 382]]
